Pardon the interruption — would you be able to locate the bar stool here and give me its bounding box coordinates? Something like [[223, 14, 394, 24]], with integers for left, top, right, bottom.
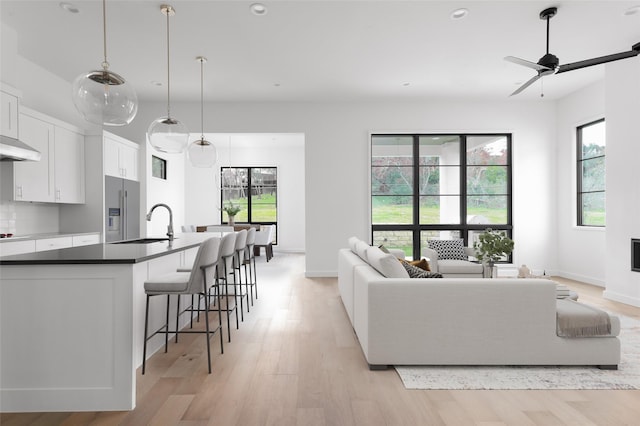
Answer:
[[217, 232, 239, 341], [233, 229, 249, 316], [142, 237, 223, 374], [244, 227, 258, 305]]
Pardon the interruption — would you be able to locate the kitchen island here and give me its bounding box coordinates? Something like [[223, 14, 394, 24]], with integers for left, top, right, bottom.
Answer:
[[0, 232, 217, 412]]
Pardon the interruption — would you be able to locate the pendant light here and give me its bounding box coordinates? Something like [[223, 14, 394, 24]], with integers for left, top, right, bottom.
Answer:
[[72, 0, 137, 126], [188, 57, 218, 168], [148, 4, 189, 153]]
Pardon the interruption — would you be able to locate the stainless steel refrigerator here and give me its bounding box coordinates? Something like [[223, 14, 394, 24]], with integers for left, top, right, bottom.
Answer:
[[105, 176, 140, 242]]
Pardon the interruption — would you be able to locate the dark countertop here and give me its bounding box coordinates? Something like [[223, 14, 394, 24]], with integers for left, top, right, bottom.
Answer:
[[0, 233, 219, 265], [0, 231, 100, 243]]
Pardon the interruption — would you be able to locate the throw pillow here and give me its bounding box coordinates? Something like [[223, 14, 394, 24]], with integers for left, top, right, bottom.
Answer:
[[355, 240, 369, 262], [401, 262, 443, 278], [409, 258, 430, 271], [428, 239, 467, 260], [348, 236, 359, 253], [365, 246, 410, 278]]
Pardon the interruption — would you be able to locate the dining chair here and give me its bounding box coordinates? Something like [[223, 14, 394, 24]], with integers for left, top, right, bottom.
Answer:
[[233, 229, 249, 316]]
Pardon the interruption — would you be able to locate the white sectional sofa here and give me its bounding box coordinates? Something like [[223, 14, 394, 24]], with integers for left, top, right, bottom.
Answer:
[[338, 238, 621, 370]]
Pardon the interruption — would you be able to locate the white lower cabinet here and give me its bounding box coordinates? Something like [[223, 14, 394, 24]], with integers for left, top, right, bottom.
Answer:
[[35, 236, 73, 252], [72, 233, 101, 247], [0, 240, 36, 256]]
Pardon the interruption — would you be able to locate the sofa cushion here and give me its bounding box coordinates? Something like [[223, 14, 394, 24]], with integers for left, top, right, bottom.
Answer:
[[366, 246, 409, 278], [355, 240, 370, 262], [438, 259, 484, 274], [348, 236, 359, 253], [401, 262, 443, 278], [428, 239, 467, 260]]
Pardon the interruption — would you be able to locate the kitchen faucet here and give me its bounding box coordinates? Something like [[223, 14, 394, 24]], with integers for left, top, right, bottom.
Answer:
[[146, 203, 174, 242]]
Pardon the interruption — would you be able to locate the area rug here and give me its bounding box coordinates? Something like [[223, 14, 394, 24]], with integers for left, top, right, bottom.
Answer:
[[395, 313, 640, 390]]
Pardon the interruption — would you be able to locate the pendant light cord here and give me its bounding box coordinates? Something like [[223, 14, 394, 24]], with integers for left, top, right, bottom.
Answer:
[[102, 0, 109, 70], [166, 9, 171, 118], [200, 58, 205, 139]]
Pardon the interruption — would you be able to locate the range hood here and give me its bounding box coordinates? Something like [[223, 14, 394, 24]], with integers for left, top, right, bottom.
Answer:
[[0, 135, 41, 161]]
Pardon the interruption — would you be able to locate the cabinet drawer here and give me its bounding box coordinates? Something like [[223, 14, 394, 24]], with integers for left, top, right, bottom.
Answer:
[[72, 234, 100, 247], [35, 237, 73, 252], [0, 240, 36, 256]]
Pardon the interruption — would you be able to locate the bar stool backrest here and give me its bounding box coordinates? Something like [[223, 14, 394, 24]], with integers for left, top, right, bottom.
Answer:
[[234, 229, 248, 262], [186, 237, 221, 294], [218, 232, 237, 274]]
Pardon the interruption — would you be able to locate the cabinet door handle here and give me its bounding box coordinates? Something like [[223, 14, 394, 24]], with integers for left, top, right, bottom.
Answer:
[[56, 189, 61, 200]]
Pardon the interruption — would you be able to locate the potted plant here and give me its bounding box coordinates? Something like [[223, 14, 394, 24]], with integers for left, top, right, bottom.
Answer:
[[221, 201, 241, 226], [473, 228, 514, 278]]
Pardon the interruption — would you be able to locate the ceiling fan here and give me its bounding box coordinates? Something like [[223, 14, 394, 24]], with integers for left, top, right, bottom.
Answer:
[[505, 7, 640, 96]]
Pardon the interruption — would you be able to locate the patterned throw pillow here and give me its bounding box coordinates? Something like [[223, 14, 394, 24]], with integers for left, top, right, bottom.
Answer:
[[401, 262, 443, 278], [428, 239, 467, 260], [400, 258, 431, 271]]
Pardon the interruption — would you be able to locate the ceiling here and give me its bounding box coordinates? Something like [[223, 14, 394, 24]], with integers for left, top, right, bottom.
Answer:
[[2, 1, 639, 103]]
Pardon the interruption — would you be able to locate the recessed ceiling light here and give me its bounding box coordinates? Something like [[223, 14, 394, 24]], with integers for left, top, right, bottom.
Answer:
[[59, 2, 80, 14], [274, 83, 281, 87], [624, 5, 640, 16], [151, 80, 163, 87], [250, 3, 268, 16], [450, 8, 468, 20], [402, 82, 411, 87]]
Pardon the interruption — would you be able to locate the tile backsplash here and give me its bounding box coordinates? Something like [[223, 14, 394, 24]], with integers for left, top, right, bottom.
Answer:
[[0, 202, 60, 235]]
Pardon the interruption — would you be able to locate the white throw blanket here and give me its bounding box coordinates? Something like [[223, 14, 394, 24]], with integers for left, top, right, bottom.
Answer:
[[556, 299, 611, 337]]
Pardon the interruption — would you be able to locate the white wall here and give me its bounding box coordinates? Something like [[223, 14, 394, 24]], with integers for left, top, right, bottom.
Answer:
[[603, 58, 640, 307], [113, 99, 559, 276], [555, 81, 606, 286], [183, 134, 305, 253]]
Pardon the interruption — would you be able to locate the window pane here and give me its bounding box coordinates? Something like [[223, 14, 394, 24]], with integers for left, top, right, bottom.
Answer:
[[371, 166, 413, 195], [467, 136, 508, 165], [467, 165, 508, 195], [372, 136, 413, 165], [581, 121, 606, 160], [372, 196, 413, 224], [467, 195, 508, 224], [419, 165, 460, 195], [580, 157, 605, 192], [373, 231, 413, 259], [419, 136, 460, 165], [420, 196, 460, 224], [581, 192, 606, 226], [251, 168, 277, 222]]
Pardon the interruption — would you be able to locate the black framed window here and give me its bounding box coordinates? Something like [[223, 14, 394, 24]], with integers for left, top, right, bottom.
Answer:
[[221, 167, 278, 241], [371, 134, 512, 259], [577, 119, 605, 227]]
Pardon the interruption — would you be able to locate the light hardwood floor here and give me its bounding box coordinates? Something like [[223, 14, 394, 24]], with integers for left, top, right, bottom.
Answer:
[[2, 254, 640, 426]]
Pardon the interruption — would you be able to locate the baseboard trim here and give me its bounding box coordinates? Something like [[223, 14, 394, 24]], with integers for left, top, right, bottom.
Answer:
[[603, 290, 640, 307], [556, 271, 605, 287], [305, 270, 337, 278]]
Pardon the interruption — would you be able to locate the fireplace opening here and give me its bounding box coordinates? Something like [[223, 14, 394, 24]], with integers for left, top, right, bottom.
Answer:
[[632, 239, 640, 272]]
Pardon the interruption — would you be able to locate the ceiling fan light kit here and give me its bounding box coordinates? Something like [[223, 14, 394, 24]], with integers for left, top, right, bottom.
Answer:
[[72, 0, 138, 126], [505, 7, 640, 97], [148, 4, 190, 154]]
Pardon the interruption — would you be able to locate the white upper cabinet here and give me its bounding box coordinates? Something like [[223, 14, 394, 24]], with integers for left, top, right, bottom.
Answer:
[[0, 88, 19, 139], [14, 112, 55, 202], [104, 132, 139, 181], [13, 108, 85, 204], [54, 126, 85, 203]]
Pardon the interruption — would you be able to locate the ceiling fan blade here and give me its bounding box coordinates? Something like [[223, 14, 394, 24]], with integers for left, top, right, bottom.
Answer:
[[557, 49, 639, 74], [509, 74, 542, 96], [504, 56, 551, 72]]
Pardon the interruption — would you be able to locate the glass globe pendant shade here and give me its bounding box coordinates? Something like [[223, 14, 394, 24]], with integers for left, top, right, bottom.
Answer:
[[188, 138, 218, 168], [147, 116, 190, 153], [72, 68, 138, 126]]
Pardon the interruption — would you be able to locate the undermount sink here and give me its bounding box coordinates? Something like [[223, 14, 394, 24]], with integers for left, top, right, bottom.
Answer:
[[111, 238, 171, 244]]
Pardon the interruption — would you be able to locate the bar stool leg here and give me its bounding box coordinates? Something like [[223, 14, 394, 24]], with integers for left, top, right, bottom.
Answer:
[[164, 295, 170, 352], [142, 294, 151, 375]]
